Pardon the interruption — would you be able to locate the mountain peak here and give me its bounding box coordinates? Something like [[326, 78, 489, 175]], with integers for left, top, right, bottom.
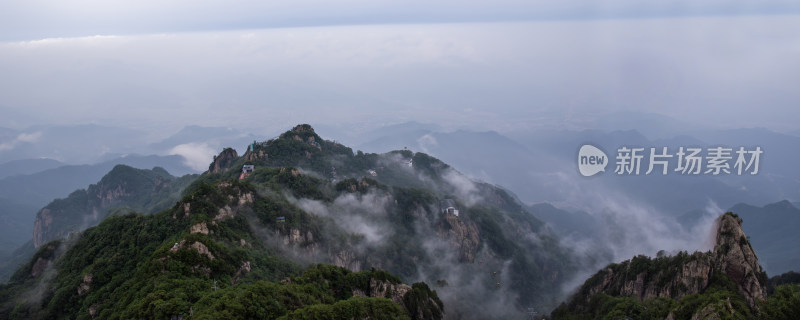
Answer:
[[208, 147, 238, 173], [554, 212, 768, 318], [713, 212, 767, 308], [763, 199, 797, 212], [278, 124, 320, 141]]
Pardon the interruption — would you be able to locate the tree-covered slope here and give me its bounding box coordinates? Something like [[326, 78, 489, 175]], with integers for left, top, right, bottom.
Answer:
[[551, 213, 800, 320], [1, 177, 442, 319], [32, 164, 198, 248], [0, 165, 197, 283]]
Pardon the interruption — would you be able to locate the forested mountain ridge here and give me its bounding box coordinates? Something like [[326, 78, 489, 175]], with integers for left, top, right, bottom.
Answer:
[[0, 165, 197, 283], [33, 165, 198, 248], [1, 124, 577, 319]]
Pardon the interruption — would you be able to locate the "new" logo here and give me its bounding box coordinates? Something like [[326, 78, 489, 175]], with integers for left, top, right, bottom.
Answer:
[[578, 145, 608, 177]]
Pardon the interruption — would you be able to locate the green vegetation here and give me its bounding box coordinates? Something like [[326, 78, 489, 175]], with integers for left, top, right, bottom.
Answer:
[[33, 165, 198, 247], [553, 271, 754, 320], [767, 271, 800, 294], [551, 294, 676, 320], [757, 271, 800, 319], [759, 284, 800, 319], [403, 282, 444, 320], [0, 198, 434, 319], [553, 250, 800, 319], [281, 296, 409, 320], [1, 124, 581, 319], [189, 265, 429, 320]]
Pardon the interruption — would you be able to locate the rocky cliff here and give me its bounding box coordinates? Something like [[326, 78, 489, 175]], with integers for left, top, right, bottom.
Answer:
[[712, 213, 767, 308], [436, 213, 480, 263], [208, 147, 238, 173], [352, 278, 444, 319], [556, 212, 768, 318]]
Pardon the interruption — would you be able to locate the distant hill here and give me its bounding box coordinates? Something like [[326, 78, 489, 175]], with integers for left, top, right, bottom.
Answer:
[[0, 154, 194, 207], [0, 198, 38, 259], [0, 158, 63, 180], [728, 201, 800, 275], [527, 203, 599, 239], [357, 122, 800, 214], [0, 124, 148, 164], [149, 125, 260, 154], [32, 165, 198, 248], [0, 154, 196, 269]]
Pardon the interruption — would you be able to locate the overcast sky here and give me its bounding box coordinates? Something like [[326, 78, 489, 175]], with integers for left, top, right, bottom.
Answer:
[[1, 1, 799, 137]]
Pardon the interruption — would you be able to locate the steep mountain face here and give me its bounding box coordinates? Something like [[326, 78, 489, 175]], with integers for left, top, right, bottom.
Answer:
[[712, 213, 767, 308], [208, 147, 238, 174], [0, 124, 578, 319], [552, 213, 771, 319], [32, 165, 197, 248]]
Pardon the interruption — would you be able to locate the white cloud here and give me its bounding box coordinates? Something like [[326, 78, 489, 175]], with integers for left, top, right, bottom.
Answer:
[[416, 134, 438, 154], [292, 191, 392, 245], [441, 168, 482, 206], [168, 143, 217, 171], [0, 131, 42, 151], [16, 132, 42, 143]]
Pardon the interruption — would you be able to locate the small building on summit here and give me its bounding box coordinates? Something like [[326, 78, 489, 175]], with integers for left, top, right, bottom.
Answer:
[[440, 199, 459, 217], [240, 165, 255, 180]]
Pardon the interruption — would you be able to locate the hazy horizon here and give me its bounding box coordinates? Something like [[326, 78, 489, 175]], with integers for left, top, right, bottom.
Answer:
[[2, 13, 800, 138]]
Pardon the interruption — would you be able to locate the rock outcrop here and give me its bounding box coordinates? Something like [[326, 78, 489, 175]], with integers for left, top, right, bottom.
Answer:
[[581, 252, 714, 303], [712, 213, 767, 308], [30, 257, 50, 278], [352, 278, 412, 304], [243, 148, 267, 162], [208, 147, 238, 174], [77, 273, 92, 296], [437, 213, 480, 262], [190, 222, 209, 235], [352, 278, 444, 320], [567, 213, 767, 313], [170, 239, 215, 260], [331, 248, 361, 271], [33, 209, 55, 248]]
